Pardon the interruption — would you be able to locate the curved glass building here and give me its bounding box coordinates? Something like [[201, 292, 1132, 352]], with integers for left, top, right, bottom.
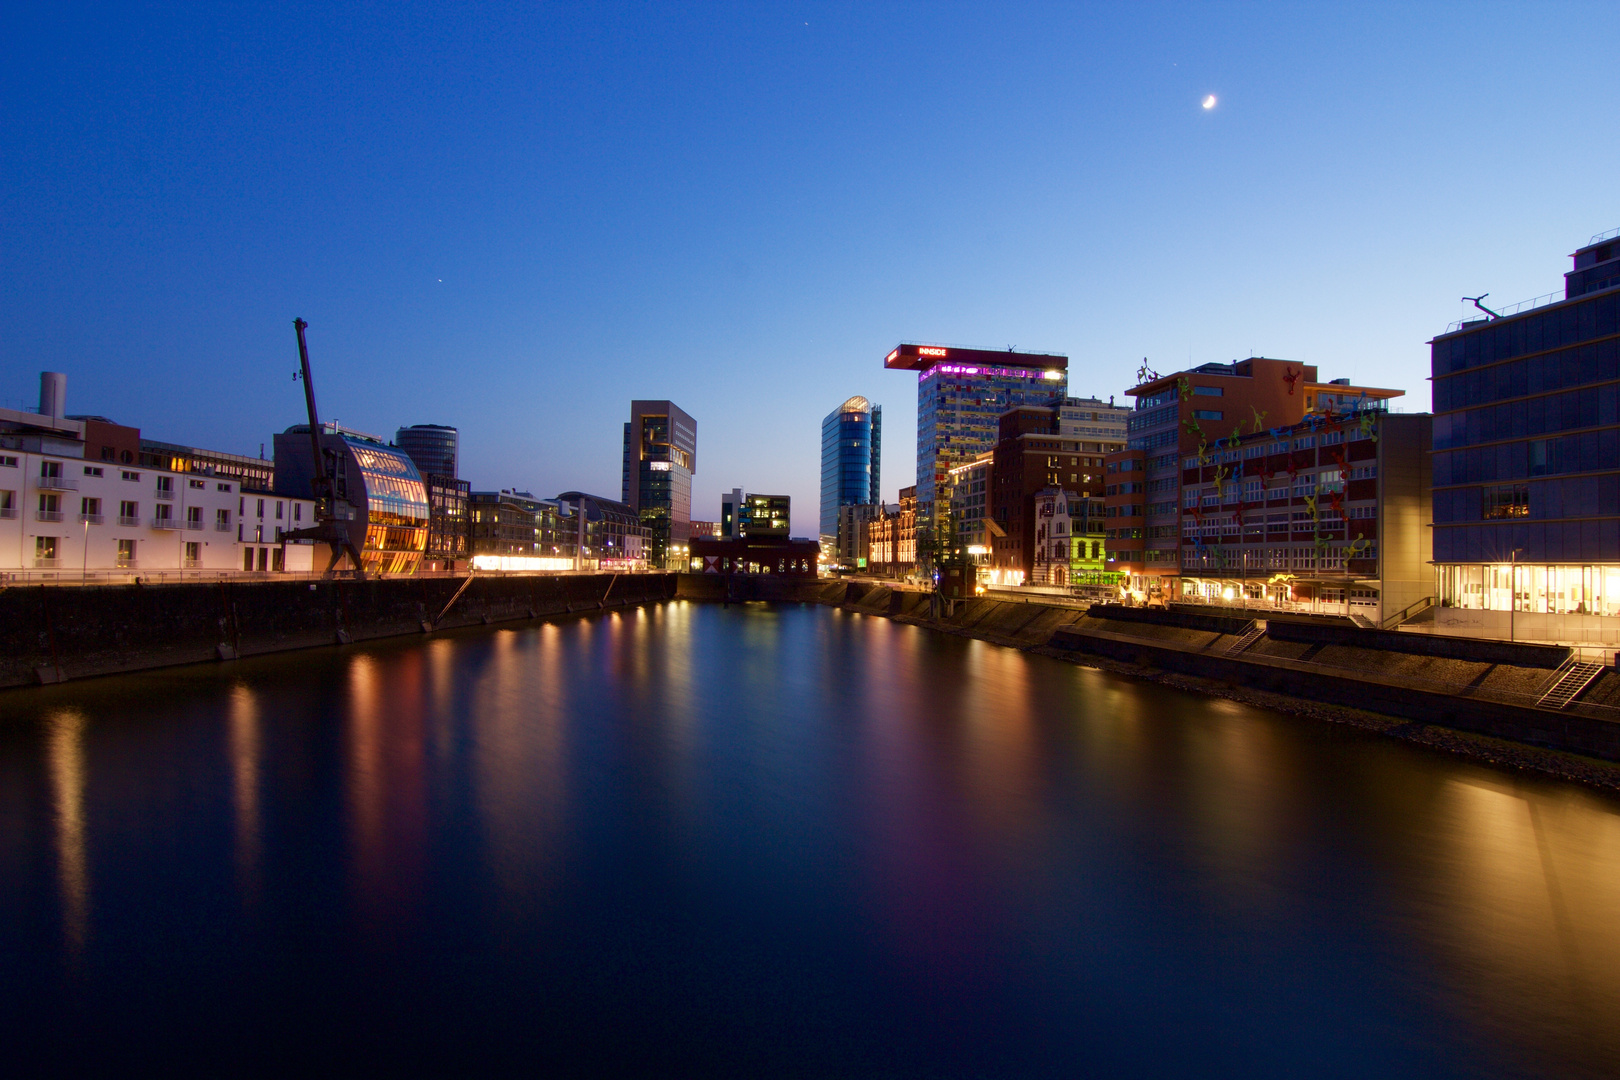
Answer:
[[274, 424, 430, 575], [819, 396, 881, 544], [394, 424, 458, 479]]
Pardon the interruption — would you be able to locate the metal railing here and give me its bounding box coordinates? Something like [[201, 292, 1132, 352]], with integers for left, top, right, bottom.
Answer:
[[118, 515, 140, 527], [185, 518, 204, 530], [150, 516, 180, 530], [37, 474, 78, 491], [35, 509, 64, 523], [214, 520, 232, 531], [78, 513, 104, 525], [1591, 226, 1620, 245], [116, 559, 138, 569], [155, 488, 175, 500], [1445, 288, 1575, 333], [34, 557, 61, 568], [0, 506, 14, 519]]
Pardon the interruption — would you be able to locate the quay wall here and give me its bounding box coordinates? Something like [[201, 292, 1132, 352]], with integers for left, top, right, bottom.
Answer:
[[688, 576, 1620, 767], [0, 573, 676, 689]]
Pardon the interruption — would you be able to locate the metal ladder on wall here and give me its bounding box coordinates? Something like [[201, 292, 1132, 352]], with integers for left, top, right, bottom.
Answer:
[[1226, 623, 1266, 656], [1537, 661, 1604, 710]]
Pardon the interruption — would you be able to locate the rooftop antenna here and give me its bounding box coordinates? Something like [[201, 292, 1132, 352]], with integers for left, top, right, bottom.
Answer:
[[1464, 294, 1500, 320]]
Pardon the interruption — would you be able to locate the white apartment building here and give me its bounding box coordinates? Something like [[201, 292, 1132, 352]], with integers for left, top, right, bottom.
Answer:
[[0, 373, 317, 581]]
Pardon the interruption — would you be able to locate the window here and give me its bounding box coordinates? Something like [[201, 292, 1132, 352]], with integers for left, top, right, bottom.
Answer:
[[276, 500, 284, 519], [1294, 436, 1316, 450], [0, 455, 16, 468], [122, 470, 140, 482], [0, 489, 12, 518], [244, 548, 255, 572], [1192, 410, 1223, 421], [1193, 386, 1223, 396], [117, 539, 136, 567], [216, 508, 231, 530], [186, 506, 203, 527], [256, 498, 265, 518], [155, 475, 174, 498], [189, 478, 205, 489], [80, 497, 101, 522], [217, 483, 232, 492], [184, 541, 201, 567], [119, 500, 139, 526], [1482, 483, 1529, 519], [40, 460, 62, 479], [1350, 465, 1377, 480], [83, 466, 104, 477], [36, 536, 58, 564]]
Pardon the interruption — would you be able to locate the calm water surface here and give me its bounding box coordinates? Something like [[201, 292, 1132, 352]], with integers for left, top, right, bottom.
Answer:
[[2, 601, 1619, 1076]]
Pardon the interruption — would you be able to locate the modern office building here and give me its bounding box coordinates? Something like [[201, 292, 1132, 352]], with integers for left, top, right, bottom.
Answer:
[[689, 520, 719, 539], [985, 406, 1110, 586], [138, 439, 274, 492], [557, 491, 650, 570], [1058, 396, 1129, 444], [395, 424, 459, 479], [882, 343, 1068, 561], [622, 401, 696, 569], [273, 422, 430, 575], [948, 452, 994, 562], [1163, 410, 1432, 623], [1104, 357, 1402, 598], [469, 490, 538, 557], [834, 502, 883, 569], [1430, 229, 1620, 642], [819, 396, 881, 546], [721, 488, 790, 540]]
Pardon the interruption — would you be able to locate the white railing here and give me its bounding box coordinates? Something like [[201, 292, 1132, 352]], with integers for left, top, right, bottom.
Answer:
[[215, 520, 232, 532], [118, 515, 141, 527], [151, 516, 180, 530], [185, 519, 204, 530], [79, 513, 104, 525], [155, 488, 175, 500], [37, 474, 78, 491], [0, 506, 14, 519], [36, 509, 64, 523]]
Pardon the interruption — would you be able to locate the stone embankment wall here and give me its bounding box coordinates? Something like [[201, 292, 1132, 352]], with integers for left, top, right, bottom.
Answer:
[[690, 576, 1620, 766], [1, 573, 676, 689]]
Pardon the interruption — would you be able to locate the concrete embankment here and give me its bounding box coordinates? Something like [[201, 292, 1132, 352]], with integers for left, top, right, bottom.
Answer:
[[0, 572, 676, 689], [692, 576, 1620, 783]]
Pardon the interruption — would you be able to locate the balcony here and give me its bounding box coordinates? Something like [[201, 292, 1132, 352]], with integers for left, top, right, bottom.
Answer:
[[35, 509, 64, 523], [37, 474, 78, 491], [34, 557, 61, 568], [182, 558, 200, 569], [185, 518, 205, 531], [0, 506, 15, 519], [155, 488, 176, 501], [79, 513, 104, 525], [116, 558, 138, 569], [215, 520, 232, 532], [118, 515, 141, 527], [151, 516, 180, 530]]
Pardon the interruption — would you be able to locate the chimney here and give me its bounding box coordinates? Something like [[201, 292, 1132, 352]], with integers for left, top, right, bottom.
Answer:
[[39, 372, 66, 419]]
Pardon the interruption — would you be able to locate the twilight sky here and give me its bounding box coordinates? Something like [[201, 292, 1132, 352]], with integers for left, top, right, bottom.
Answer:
[[4, 2, 1618, 535]]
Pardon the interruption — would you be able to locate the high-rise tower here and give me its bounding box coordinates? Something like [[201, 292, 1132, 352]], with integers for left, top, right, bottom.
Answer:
[[818, 395, 881, 544], [622, 400, 697, 569]]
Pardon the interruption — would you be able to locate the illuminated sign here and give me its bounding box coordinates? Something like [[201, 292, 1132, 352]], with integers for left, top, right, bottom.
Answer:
[[649, 461, 671, 471], [1043, 370, 1064, 380], [886, 349, 899, 363], [918, 346, 948, 357], [471, 555, 577, 572]]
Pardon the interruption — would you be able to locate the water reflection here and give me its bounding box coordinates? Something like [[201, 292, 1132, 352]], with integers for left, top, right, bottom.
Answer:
[[2, 604, 1620, 1075], [227, 683, 262, 902], [45, 708, 89, 955]]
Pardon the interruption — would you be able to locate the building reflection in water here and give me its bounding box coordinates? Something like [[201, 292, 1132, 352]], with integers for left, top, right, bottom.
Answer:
[[228, 683, 263, 904], [345, 650, 430, 932], [471, 622, 570, 914], [45, 708, 90, 956]]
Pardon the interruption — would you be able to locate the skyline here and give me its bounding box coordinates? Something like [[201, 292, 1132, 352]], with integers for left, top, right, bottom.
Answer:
[[5, 4, 1619, 535]]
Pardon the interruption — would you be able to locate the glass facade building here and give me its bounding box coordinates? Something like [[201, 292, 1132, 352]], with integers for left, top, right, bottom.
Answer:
[[1430, 230, 1620, 641], [818, 396, 881, 543], [274, 424, 429, 575], [621, 401, 696, 569], [395, 424, 458, 480], [883, 344, 1068, 565]]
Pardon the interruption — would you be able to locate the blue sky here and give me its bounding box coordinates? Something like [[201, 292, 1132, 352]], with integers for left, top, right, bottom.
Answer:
[[4, 2, 1618, 534]]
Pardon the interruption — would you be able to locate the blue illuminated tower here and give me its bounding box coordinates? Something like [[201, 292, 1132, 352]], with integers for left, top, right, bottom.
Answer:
[[819, 396, 881, 544]]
